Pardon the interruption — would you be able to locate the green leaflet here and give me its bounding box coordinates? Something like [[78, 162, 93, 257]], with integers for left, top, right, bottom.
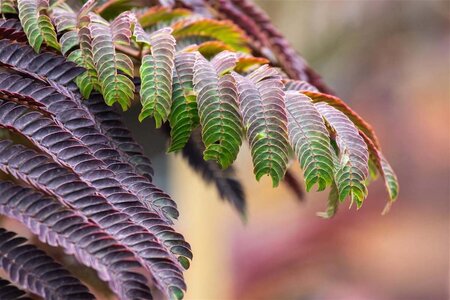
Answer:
[[317, 182, 339, 219], [380, 154, 399, 214], [139, 27, 176, 127], [97, 0, 164, 20], [139, 6, 191, 28], [60, 30, 79, 55], [68, 22, 100, 99], [360, 131, 399, 213], [0, 0, 16, 14], [90, 14, 135, 110], [18, 0, 43, 51], [60, 2, 101, 99], [132, 16, 151, 46], [38, 14, 60, 50], [304, 91, 381, 150], [167, 52, 199, 152], [285, 91, 334, 192], [172, 18, 250, 53], [315, 102, 370, 208], [50, 3, 77, 32], [193, 52, 243, 169], [232, 65, 290, 187], [18, 0, 59, 52]]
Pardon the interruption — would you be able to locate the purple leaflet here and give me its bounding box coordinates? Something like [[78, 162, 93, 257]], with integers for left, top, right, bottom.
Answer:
[[0, 228, 95, 300], [0, 181, 154, 299], [0, 278, 32, 300], [0, 140, 187, 298]]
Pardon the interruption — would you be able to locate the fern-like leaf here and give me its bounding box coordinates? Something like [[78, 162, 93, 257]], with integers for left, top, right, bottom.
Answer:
[[232, 65, 290, 186], [379, 155, 399, 213], [316, 182, 339, 218], [235, 54, 270, 73], [195, 41, 233, 59], [0, 181, 154, 299], [17, 0, 43, 51], [360, 131, 399, 213], [51, 3, 76, 32], [17, 0, 59, 52], [315, 102, 370, 207], [285, 91, 334, 191], [168, 51, 199, 152], [139, 6, 191, 28], [193, 51, 243, 168], [84, 92, 154, 179], [0, 228, 95, 299], [172, 18, 250, 53], [68, 18, 100, 98], [283, 79, 319, 93], [89, 13, 135, 110], [304, 91, 381, 149], [0, 139, 187, 299], [139, 27, 176, 127]]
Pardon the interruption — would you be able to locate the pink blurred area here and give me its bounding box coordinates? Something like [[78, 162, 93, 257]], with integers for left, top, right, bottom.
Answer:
[[173, 1, 449, 299]]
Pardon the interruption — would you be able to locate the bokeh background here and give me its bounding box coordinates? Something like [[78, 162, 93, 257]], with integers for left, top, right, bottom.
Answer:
[[157, 1, 449, 299]]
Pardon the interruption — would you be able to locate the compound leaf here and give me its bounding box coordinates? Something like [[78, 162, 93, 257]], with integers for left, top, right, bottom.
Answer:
[[285, 91, 334, 192], [139, 27, 176, 127]]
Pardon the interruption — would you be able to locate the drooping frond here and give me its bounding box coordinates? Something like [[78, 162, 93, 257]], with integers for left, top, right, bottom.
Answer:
[[89, 13, 135, 110], [360, 131, 399, 212], [315, 102, 370, 207], [193, 51, 243, 168], [139, 27, 176, 127], [0, 181, 154, 299], [285, 91, 334, 191], [96, 0, 171, 20], [0, 70, 191, 253], [194, 40, 233, 58], [232, 65, 290, 187], [168, 51, 199, 152], [0, 38, 84, 84], [172, 18, 250, 52], [316, 182, 339, 219], [17, 0, 59, 52], [304, 91, 381, 149], [235, 54, 270, 73], [0, 131, 186, 299], [51, 2, 76, 32], [68, 17, 100, 98], [0, 228, 95, 299], [379, 155, 399, 212], [138, 6, 191, 28]]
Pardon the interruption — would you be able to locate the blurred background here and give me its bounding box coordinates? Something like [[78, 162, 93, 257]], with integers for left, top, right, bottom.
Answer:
[[157, 1, 449, 299]]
